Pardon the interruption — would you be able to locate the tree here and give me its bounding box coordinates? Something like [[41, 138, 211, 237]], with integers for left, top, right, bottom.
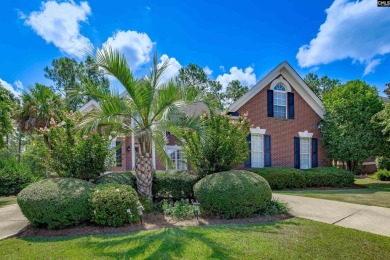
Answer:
[[304, 73, 341, 98], [181, 112, 249, 176], [16, 84, 65, 146], [44, 56, 109, 110], [0, 84, 17, 149], [384, 82, 390, 98], [76, 47, 201, 199], [320, 80, 384, 173], [224, 80, 249, 106], [178, 63, 223, 109]]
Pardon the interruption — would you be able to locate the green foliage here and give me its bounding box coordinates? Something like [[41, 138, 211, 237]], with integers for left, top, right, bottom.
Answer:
[[17, 178, 94, 228], [21, 140, 49, 177], [95, 171, 136, 187], [90, 184, 139, 226], [321, 80, 385, 173], [0, 155, 34, 196], [251, 167, 355, 189], [44, 56, 109, 110], [376, 102, 390, 145], [139, 196, 154, 213], [376, 157, 390, 170], [373, 170, 390, 181], [194, 170, 272, 218], [153, 170, 198, 200], [385, 83, 390, 98], [181, 112, 249, 177], [262, 200, 291, 216], [223, 80, 249, 106], [162, 199, 194, 220], [46, 113, 110, 180], [303, 73, 341, 98], [0, 84, 16, 149]]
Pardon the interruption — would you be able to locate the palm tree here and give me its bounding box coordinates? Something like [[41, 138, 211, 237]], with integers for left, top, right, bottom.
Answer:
[[76, 47, 202, 199], [17, 83, 65, 146]]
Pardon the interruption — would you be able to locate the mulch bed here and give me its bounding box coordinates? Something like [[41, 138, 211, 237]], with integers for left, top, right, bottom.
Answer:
[[17, 213, 291, 238], [280, 184, 367, 191]]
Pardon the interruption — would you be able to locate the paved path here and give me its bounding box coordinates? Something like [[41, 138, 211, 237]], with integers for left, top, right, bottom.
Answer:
[[273, 193, 390, 237], [0, 204, 28, 240]]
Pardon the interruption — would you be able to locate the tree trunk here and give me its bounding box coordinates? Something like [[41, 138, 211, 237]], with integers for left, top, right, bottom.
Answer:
[[135, 153, 153, 200]]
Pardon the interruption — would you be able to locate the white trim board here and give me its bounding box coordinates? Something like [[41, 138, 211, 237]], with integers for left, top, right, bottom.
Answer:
[[228, 61, 324, 119], [78, 100, 101, 115]]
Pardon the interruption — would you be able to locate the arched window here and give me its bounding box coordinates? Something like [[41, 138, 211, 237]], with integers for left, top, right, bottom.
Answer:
[[273, 83, 287, 118]]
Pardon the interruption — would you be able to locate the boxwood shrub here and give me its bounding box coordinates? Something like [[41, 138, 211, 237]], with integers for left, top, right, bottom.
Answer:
[[194, 170, 272, 218], [152, 170, 199, 200], [17, 178, 94, 228], [250, 167, 355, 190], [95, 171, 136, 187], [90, 184, 139, 226]]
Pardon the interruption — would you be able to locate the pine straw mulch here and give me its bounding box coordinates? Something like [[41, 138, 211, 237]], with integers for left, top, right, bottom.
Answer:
[[17, 213, 291, 238]]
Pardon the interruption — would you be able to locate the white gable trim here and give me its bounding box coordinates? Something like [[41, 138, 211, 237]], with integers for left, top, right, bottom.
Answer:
[[78, 100, 101, 115], [228, 61, 324, 119]]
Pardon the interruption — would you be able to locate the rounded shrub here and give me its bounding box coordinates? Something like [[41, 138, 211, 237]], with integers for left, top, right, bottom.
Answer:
[[95, 171, 136, 188], [373, 170, 390, 181], [90, 184, 139, 226], [153, 170, 199, 200], [17, 178, 94, 228], [194, 170, 272, 218]]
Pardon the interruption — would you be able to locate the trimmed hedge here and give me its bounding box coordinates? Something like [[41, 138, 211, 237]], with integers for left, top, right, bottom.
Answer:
[[17, 178, 94, 228], [250, 167, 355, 190], [194, 170, 272, 218], [152, 170, 199, 200], [373, 170, 390, 181], [90, 184, 139, 226], [0, 157, 34, 196], [95, 171, 136, 187]]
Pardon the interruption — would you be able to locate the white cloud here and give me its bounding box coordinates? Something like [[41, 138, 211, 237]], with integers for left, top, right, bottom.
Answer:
[[103, 30, 154, 71], [216, 66, 257, 91], [0, 79, 22, 97], [157, 54, 182, 84], [203, 66, 213, 76], [23, 1, 93, 58], [296, 0, 390, 75], [219, 65, 225, 72]]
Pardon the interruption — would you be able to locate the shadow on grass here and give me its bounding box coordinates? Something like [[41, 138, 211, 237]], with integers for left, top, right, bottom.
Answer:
[[20, 218, 300, 258]]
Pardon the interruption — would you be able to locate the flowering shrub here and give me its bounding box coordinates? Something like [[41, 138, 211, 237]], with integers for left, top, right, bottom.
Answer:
[[89, 184, 139, 226], [42, 112, 111, 180], [181, 111, 250, 176]]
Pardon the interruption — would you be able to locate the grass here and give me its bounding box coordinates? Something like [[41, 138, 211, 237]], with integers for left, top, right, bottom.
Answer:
[[0, 196, 17, 208], [277, 178, 390, 208], [0, 218, 389, 259]]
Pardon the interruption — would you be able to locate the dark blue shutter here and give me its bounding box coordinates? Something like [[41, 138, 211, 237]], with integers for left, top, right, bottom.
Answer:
[[312, 138, 318, 168], [294, 137, 300, 169], [245, 135, 251, 168], [267, 90, 273, 117], [264, 135, 271, 167], [116, 141, 122, 167], [288, 92, 295, 119]]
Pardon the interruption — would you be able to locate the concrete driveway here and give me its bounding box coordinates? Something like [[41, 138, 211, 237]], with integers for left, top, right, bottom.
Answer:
[[0, 204, 28, 240], [274, 193, 390, 237]]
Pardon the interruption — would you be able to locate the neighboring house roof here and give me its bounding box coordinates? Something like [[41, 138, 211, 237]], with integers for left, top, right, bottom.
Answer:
[[228, 61, 325, 119], [78, 99, 101, 115]]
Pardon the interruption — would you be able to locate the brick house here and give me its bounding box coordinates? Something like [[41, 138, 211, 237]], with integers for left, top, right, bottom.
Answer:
[[79, 61, 378, 173]]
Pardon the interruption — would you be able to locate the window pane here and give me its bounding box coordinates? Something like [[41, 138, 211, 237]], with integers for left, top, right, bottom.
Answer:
[[274, 105, 286, 118], [166, 148, 187, 170], [300, 139, 311, 169], [273, 91, 286, 118], [251, 134, 264, 168], [274, 84, 285, 91]]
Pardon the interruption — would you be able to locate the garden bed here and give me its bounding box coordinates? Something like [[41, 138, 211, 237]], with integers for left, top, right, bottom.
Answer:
[[278, 184, 366, 191], [16, 213, 290, 238]]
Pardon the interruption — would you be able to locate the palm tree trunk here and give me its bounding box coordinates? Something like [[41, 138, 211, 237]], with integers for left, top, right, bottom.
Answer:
[[136, 153, 153, 200]]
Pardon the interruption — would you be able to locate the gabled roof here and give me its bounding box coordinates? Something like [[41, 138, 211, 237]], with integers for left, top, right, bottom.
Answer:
[[228, 61, 325, 119], [78, 99, 101, 115]]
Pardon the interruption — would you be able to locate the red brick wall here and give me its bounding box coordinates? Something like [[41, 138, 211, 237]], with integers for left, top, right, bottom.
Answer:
[[238, 75, 331, 168], [108, 137, 133, 172]]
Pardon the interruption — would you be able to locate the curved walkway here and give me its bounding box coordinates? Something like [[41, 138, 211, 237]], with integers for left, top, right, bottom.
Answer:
[[0, 204, 28, 240], [274, 194, 390, 237]]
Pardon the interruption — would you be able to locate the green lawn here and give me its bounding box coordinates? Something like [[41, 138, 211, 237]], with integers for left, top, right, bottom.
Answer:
[[0, 218, 389, 259], [0, 196, 17, 208], [277, 178, 390, 208]]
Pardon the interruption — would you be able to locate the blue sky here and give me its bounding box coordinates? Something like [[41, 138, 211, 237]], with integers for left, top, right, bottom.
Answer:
[[0, 0, 389, 96]]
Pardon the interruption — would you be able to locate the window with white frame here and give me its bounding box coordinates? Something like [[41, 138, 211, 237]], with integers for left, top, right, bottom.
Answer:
[[166, 146, 187, 170], [300, 138, 311, 169], [251, 134, 264, 168], [273, 83, 287, 119]]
